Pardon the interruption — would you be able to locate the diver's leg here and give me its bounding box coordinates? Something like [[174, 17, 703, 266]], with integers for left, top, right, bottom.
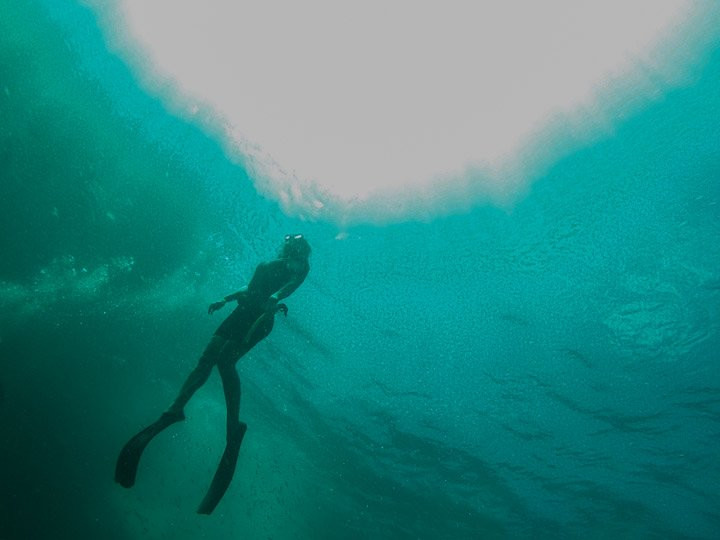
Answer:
[[167, 335, 225, 416], [197, 341, 247, 514], [219, 351, 242, 432], [115, 335, 224, 488], [197, 316, 277, 514], [242, 311, 276, 350]]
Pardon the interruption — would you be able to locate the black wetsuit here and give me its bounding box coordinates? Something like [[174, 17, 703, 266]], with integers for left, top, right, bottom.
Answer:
[[215, 259, 303, 342]]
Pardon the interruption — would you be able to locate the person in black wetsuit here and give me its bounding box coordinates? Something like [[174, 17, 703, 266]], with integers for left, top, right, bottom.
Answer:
[[115, 234, 311, 514]]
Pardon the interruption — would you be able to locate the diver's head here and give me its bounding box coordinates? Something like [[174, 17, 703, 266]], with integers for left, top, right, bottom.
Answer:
[[281, 233, 311, 260]]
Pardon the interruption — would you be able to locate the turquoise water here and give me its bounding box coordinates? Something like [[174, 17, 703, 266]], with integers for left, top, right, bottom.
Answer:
[[1, 1, 719, 538]]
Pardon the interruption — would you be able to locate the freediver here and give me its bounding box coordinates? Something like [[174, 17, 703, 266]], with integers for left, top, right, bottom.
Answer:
[[115, 234, 311, 514]]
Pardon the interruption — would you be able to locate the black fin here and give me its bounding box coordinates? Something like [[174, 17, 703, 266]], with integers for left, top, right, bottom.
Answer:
[[197, 421, 247, 515], [115, 411, 185, 488]]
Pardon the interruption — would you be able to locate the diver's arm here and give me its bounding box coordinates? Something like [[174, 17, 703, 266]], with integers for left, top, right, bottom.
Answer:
[[268, 264, 309, 304], [208, 287, 248, 314], [270, 279, 302, 303], [223, 287, 248, 302]]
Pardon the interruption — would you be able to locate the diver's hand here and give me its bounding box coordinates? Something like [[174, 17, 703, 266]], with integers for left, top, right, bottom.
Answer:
[[208, 300, 226, 314]]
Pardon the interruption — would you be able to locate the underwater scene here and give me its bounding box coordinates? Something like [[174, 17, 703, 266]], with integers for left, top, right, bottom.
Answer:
[[1, 1, 719, 539]]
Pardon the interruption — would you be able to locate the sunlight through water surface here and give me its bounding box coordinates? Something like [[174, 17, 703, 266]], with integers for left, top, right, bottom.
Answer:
[[99, 0, 705, 223]]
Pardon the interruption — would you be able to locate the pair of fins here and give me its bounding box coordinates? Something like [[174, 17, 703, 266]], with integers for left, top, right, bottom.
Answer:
[[115, 412, 247, 515]]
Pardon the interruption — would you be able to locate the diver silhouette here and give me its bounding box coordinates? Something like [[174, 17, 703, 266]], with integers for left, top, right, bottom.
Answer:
[[115, 234, 311, 514]]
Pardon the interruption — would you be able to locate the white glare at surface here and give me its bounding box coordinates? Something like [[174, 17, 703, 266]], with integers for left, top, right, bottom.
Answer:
[[106, 0, 699, 223]]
